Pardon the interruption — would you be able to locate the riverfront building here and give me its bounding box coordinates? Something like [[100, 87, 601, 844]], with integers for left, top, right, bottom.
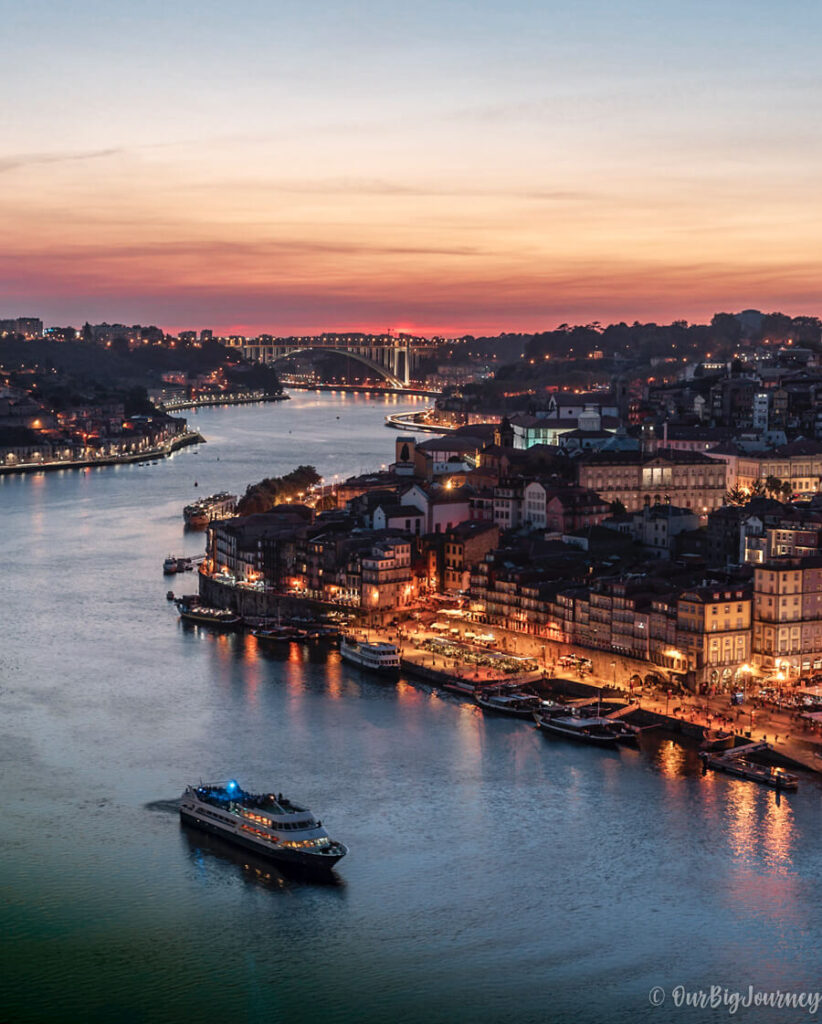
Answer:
[[575, 449, 727, 514], [753, 556, 822, 677]]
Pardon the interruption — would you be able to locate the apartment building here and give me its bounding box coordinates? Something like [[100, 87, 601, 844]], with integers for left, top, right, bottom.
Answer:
[[676, 584, 751, 689]]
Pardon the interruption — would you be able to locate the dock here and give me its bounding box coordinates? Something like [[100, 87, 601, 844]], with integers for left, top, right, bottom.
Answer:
[[700, 743, 799, 790]]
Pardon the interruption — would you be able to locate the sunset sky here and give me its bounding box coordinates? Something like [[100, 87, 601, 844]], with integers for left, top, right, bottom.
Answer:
[[3, 0, 821, 335]]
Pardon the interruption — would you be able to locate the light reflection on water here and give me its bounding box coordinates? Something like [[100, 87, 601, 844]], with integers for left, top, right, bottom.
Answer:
[[1, 395, 821, 1024]]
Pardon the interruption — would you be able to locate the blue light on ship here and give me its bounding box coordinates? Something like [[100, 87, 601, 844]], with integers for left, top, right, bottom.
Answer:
[[227, 779, 238, 791]]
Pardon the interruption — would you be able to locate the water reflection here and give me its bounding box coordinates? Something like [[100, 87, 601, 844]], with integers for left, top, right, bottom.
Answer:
[[762, 792, 797, 869], [641, 732, 703, 779], [725, 780, 760, 861]]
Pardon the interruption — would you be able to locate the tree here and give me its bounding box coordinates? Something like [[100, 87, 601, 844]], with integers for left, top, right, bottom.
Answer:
[[237, 465, 322, 515], [609, 499, 628, 516], [724, 487, 748, 506], [749, 478, 767, 497], [764, 475, 783, 498], [710, 313, 742, 353], [781, 481, 793, 502]]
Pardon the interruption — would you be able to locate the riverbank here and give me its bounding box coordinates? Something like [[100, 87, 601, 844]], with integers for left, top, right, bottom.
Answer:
[[385, 409, 453, 432], [283, 381, 441, 398], [540, 671, 822, 775], [191, 573, 822, 774], [0, 429, 205, 476], [160, 392, 288, 412]]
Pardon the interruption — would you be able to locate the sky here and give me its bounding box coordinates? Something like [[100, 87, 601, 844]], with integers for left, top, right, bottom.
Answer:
[[2, 0, 821, 336]]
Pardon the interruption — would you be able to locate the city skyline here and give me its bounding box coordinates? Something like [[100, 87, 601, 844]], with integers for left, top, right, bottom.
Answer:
[[3, 0, 822, 335]]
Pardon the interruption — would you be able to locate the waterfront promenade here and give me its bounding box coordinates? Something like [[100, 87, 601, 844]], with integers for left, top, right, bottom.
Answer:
[[361, 616, 822, 774], [0, 429, 204, 476], [195, 557, 822, 775], [198, 562, 822, 776], [159, 391, 287, 412]]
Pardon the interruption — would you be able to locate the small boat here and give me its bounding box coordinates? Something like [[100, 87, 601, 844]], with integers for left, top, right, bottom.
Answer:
[[700, 753, 799, 790], [177, 602, 242, 629], [163, 556, 178, 574], [166, 590, 175, 601], [533, 712, 621, 748], [700, 728, 736, 752], [252, 626, 297, 644], [179, 780, 347, 871], [339, 637, 400, 677], [476, 691, 541, 718], [441, 678, 479, 697]]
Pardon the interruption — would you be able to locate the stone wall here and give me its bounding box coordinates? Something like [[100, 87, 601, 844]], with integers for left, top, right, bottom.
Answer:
[[198, 573, 360, 622]]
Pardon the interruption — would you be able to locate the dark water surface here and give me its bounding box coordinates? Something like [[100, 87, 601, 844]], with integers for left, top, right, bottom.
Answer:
[[1, 393, 821, 1024]]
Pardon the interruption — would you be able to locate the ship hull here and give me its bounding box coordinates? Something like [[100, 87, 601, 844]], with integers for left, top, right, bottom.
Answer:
[[179, 808, 346, 871], [179, 612, 241, 629], [339, 649, 399, 678], [535, 718, 619, 747], [476, 698, 539, 718]]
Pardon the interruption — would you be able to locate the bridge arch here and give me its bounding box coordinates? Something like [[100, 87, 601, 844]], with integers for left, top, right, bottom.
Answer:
[[264, 346, 403, 388]]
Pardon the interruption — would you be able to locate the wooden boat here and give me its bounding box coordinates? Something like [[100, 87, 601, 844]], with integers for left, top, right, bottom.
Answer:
[[533, 712, 621, 748], [252, 626, 297, 644], [476, 691, 541, 718], [177, 602, 242, 629]]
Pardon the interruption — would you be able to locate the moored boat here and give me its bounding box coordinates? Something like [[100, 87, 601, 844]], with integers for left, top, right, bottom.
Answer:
[[340, 637, 400, 677], [441, 677, 479, 697], [533, 711, 622, 748], [252, 625, 297, 644], [177, 602, 242, 628], [163, 555, 178, 574], [476, 691, 541, 718], [179, 780, 348, 871], [700, 753, 798, 790]]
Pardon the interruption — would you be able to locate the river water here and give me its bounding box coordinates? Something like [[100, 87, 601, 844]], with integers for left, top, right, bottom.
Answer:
[[1, 391, 821, 1024]]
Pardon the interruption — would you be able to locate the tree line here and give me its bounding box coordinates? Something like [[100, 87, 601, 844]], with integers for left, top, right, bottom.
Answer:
[[237, 466, 321, 515]]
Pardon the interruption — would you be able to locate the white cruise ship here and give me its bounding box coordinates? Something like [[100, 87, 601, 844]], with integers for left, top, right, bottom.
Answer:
[[339, 637, 400, 677], [179, 780, 348, 871]]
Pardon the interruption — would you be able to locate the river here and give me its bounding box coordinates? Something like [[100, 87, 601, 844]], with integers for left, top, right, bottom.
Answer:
[[1, 391, 820, 1024]]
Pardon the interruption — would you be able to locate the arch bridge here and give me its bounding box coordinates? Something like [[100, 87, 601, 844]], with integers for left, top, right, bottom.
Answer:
[[239, 334, 432, 387]]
